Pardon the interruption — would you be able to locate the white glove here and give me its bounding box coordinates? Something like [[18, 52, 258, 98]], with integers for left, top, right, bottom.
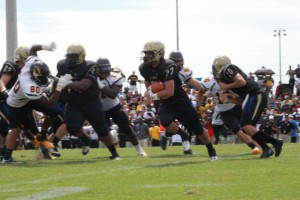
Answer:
[[97, 78, 106, 89], [42, 42, 57, 51], [147, 86, 160, 100], [56, 74, 73, 91]]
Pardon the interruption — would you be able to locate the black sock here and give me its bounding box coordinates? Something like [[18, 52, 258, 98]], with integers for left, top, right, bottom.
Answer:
[[53, 136, 60, 147], [108, 145, 119, 157], [205, 142, 214, 151], [177, 128, 189, 141], [260, 131, 277, 146], [247, 142, 256, 149], [252, 131, 269, 149], [4, 149, 13, 160], [0, 146, 5, 157]]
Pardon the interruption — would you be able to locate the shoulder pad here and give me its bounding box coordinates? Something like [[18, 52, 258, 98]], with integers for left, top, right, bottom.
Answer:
[[179, 67, 193, 82], [200, 77, 217, 90]]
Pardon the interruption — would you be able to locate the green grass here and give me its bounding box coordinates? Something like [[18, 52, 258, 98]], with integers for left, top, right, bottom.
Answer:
[[1, 143, 300, 200]]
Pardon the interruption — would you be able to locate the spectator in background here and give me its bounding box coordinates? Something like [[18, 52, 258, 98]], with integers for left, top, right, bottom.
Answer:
[[294, 64, 300, 78], [286, 65, 295, 94], [149, 122, 160, 147], [135, 119, 150, 147], [280, 95, 293, 113], [288, 114, 298, 143], [263, 75, 274, 95], [294, 75, 300, 96], [279, 114, 292, 142], [127, 71, 139, 95]]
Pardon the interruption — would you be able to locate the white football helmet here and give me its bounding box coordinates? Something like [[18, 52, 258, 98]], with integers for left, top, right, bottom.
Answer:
[[13, 46, 30, 63], [212, 55, 231, 78], [141, 40, 165, 63], [66, 43, 86, 65]]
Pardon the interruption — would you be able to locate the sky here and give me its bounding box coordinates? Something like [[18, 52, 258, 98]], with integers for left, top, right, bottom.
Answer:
[[1, 0, 300, 91]]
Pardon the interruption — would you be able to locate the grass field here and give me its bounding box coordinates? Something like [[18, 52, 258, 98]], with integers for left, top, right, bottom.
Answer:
[[1, 143, 300, 200]]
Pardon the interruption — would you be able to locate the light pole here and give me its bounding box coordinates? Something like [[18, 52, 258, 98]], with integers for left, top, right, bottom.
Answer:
[[273, 28, 287, 83], [176, 0, 179, 50]]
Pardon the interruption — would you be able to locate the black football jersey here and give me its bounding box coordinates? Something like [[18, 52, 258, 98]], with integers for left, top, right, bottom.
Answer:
[[0, 60, 20, 90], [139, 59, 189, 103], [219, 64, 260, 99], [56, 59, 99, 106]]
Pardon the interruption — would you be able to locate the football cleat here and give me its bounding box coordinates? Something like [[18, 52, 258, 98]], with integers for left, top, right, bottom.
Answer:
[[2, 158, 22, 164], [252, 147, 262, 155], [49, 148, 61, 157], [183, 149, 195, 155], [82, 146, 90, 155], [210, 156, 219, 161], [109, 155, 122, 160], [260, 147, 274, 158], [274, 140, 283, 157], [137, 149, 148, 156]]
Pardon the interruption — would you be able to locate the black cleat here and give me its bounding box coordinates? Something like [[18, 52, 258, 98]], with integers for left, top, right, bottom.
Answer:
[[260, 147, 274, 159], [2, 158, 22, 163], [109, 155, 122, 160], [183, 149, 195, 155], [82, 146, 90, 155], [273, 140, 283, 157], [49, 147, 61, 157], [160, 135, 168, 150]]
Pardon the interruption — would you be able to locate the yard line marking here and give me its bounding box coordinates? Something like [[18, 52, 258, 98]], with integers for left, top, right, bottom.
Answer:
[[5, 187, 87, 200], [0, 166, 141, 189], [140, 183, 228, 188]]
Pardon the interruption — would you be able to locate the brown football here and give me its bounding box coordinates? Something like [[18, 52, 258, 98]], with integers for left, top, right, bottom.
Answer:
[[151, 82, 165, 93]]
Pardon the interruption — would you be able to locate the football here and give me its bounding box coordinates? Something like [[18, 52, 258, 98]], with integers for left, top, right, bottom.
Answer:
[[151, 81, 165, 93]]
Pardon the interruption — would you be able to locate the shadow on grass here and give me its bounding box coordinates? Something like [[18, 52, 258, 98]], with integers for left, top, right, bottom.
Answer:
[[3, 156, 118, 168]]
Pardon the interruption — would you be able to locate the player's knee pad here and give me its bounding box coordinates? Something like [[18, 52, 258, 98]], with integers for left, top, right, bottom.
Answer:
[[189, 120, 204, 136]]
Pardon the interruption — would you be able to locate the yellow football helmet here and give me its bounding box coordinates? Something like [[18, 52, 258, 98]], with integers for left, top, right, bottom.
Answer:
[[141, 40, 165, 63], [13, 46, 30, 63], [212, 55, 231, 78], [66, 43, 86, 65]]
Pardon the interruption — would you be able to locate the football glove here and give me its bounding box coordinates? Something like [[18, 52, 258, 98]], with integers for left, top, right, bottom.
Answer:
[[42, 42, 57, 51], [56, 74, 73, 91], [147, 86, 160, 100]]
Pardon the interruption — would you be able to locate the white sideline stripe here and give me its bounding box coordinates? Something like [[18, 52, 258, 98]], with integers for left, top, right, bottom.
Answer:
[[5, 187, 87, 200], [0, 166, 140, 189], [141, 183, 227, 188]]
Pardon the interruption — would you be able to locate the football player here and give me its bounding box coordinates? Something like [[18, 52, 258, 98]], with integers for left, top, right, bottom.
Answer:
[[212, 55, 283, 158], [96, 57, 147, 156], [56, 44, 121, 160], [0, 45, 30, 160], [2, 42, 72, 163], [199, 76, 262, 154], [139, 40, 218, 161]]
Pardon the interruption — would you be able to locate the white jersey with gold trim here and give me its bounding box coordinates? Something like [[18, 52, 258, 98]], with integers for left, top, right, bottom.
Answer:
[[200, 76, 235, 112], [7, 56, 46, 108], [179, 67, 193, 83], [99, 72, 124, 111]]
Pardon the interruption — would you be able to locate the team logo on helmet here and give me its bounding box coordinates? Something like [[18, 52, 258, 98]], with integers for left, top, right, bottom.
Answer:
[[66, 43, 86, 66], [141, 40, 165, 63], [30, 60, 51, 87], [13, 46, 30, 63], [212, 55, 231, 78]]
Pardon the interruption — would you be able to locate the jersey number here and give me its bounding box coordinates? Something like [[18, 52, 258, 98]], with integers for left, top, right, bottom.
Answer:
[[13, 81, 41, 94]]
